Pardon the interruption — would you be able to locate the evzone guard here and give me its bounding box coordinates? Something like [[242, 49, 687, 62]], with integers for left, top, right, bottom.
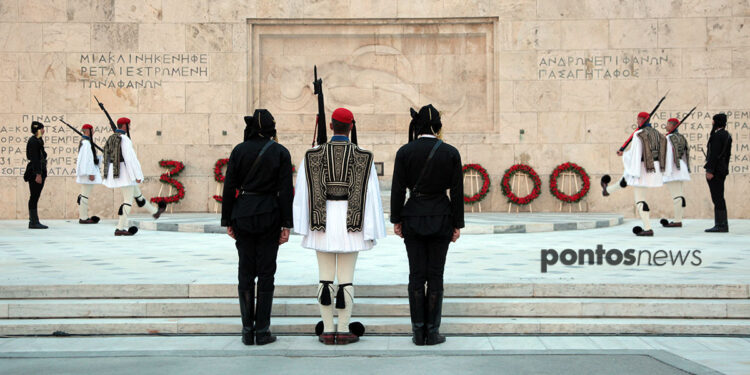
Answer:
[[293, 103, 386, 345], [601, 111, 667, 236], [221, 110, 294, 346], [102, 117, 166, 236], [660, 117, 691, 228], [76, 124, 102, 224], [390, 104, 464, 345]]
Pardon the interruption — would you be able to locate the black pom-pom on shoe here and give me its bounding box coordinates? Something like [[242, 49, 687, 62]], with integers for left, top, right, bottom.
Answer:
[[632, 226, 643, 235], [601, 175, 611, 185], [660, 218, 669, 227], [128, 226, 139, 235], [91, 216, 100, 223], [349, 322, 365, 337], [315, 321, 324, 336]]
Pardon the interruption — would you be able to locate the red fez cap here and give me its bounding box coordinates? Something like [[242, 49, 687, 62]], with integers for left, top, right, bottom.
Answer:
[[82, 124, 93, 130], [331, 108, 353, 125], [667, 118, 679, 124], [117, 117, 131, 125], [637, 112, 650, 120]]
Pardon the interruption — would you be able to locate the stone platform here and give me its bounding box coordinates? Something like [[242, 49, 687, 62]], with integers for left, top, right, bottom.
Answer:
[[1, 218, 749, 338], [0, 336, 740, 375], [128, 212, 625, 234]]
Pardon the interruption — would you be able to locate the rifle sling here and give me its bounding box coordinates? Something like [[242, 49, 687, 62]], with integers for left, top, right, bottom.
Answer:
[[241, 139, 274, 190], [412, 139, 443, 195]]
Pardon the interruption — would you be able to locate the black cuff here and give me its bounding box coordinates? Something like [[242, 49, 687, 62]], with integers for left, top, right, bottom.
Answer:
[[221, 219, 231, 227]]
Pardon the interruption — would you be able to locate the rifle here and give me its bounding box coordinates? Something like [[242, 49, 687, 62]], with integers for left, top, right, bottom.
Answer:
[[94, 96, 117, 132], [618, 90, 669, 152], [312, 66, 327, 147], [59, 119, 104, 152], [666, 106, 697, 135], [94, 96, 132, 140]]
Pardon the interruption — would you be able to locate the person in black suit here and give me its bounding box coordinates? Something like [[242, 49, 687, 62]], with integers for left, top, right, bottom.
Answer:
[[390, 104, 464, 346], [704, 113, 733, 233], [221, 109, 294, 345], [25, 121, 48, 229]]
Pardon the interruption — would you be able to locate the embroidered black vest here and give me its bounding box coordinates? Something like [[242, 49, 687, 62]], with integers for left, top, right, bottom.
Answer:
[[668, 132, 689, 170], [304, 141, 373, 232]]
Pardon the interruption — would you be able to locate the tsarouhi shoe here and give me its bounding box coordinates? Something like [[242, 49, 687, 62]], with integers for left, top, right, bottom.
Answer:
[[79, 217, 99, 224], [115, 227, 138, 236], [335, 332, 359, 345], [660, 219, 682, 228], [153, 202, 167, 219], [318, 332, 336, 345]]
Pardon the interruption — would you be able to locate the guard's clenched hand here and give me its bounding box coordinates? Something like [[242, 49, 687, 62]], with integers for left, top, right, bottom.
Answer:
[[451, 228, 461, 243], [279, 228, 290, 245], [226, 226, 236, 239], [393, 223, 403, 238]]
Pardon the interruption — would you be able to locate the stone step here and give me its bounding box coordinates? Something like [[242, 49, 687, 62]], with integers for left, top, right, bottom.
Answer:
[[1, 317, 749, 336], [2, 283, 747, 299], [2, 298, 749, 319]]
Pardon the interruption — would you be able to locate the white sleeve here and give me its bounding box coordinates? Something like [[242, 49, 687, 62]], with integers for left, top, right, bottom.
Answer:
[[622, 132, 642, 178], [121, 137, 144, 181], [664, 136, 675, 177], [76, 142, 92, 176], [363, 163, 387, 241], [292, 158, 310, 235]]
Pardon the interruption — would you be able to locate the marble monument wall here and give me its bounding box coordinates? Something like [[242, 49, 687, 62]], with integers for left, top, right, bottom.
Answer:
[[0, 0, 748, 219]]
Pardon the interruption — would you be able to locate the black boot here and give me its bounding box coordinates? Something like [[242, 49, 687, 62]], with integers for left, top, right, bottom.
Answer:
[[705, 209, 729, 232], [28, 209, 48, 229], [425, 290, 446, 345], [238, 288, 254, 345], [409, 287, 426, 346], [255, 291, 277, 345]]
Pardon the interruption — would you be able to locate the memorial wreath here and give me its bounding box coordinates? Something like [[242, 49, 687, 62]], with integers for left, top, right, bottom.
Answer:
[[501, 164, 541, 206], [463, 163, 491, 204], [150, 160, 186, 204], [549, 162, 590, 203]]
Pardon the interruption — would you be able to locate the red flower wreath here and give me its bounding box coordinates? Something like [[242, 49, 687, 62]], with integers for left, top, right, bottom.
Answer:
[[501, 164, 541, 206], [150, 160, 186, 204], [463, 164, 491, 204], [549, 162, 591, 203], [214, 158, 229, 183], [213, 158, 229, 203]]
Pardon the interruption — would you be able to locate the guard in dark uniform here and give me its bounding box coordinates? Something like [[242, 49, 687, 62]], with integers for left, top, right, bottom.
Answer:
[[704, 113, 733, 233], [390, 104, 464, 346], [221, 109, 294, 346], [25, 121, 48, 229]]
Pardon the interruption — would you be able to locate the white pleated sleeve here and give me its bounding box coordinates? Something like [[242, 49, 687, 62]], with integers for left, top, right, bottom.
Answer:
[[363, 163, 386, 242], [292, 158, 310, 236], [621, 130, 643, 179], [120, 136, 144, 182], [75, 140, 102, 184]]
